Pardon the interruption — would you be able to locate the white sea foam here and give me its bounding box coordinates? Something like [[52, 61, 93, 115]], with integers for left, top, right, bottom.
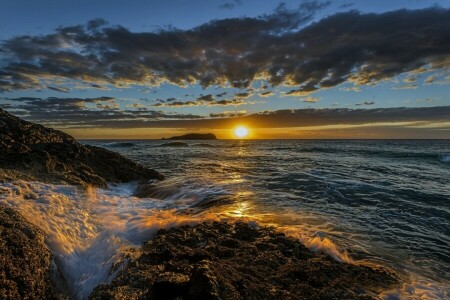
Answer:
[[441, 154, 450, 162]]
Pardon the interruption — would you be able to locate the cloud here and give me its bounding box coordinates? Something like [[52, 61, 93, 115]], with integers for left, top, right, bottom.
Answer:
[[339, 3, 354, 9], [234, 92, 252, 99], [4, 105, 446, 130], [392, 84, 418, 90], [424, 75, 436, 84], [153, 98, 247, 107], [47, 86, 70, 93], [216, 92, 227, 97], [209, 110, 247, 118], [302, 96, 320, 103], [4, 96, 117, 111], [197, 94, 215, 102], [0, 7, 449, 93], [341, 86, 361, 92], [219, 0, 242, 10], [285, 83, 319, 96], [0, 96, 204, 126], [259, 91, 273, 97], [355, 101, 375, 106]]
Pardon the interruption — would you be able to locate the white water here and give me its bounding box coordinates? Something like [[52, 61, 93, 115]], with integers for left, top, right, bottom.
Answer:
[[0, 181, 219, 299]]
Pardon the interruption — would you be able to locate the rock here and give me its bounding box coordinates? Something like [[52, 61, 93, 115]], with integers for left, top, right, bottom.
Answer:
[[90, 221, 399, 300], [164, 133, 217, 140], [0, 206, 61, 299], [0, 108, 164, 187]]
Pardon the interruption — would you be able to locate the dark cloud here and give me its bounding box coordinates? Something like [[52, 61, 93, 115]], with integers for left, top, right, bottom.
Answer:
[[8, 105, 445, 130], [5, 96, 117, 111], [0, 7, 449, 92], [0, 96, 204, 127], [219, 0, 243, 10], [153, 98, 246, 107], [209, 110, 247, 118], [216, 92, 227, 97], [355, 101, 375, 106], [259, 91, 273, 97], [234, 92, 251, 99], [47, 86, 70, 93], [197, 94, 215, 101]]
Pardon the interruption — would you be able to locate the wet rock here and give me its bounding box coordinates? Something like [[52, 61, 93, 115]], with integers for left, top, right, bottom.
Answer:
[[0, 108, 164, 187], [0, 206, 60, 299], [90, 221, 399, 299]]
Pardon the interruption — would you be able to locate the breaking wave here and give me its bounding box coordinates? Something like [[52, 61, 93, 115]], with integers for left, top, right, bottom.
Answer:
[[441, 154, 450, 162], [102, 142, 136, 148]]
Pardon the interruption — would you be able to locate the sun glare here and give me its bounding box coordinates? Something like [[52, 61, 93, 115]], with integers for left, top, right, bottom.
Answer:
[[234, 126, 249, 138]]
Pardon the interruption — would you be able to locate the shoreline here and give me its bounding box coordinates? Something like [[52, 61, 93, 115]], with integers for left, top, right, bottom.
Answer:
[[0, 108, 405, 299]]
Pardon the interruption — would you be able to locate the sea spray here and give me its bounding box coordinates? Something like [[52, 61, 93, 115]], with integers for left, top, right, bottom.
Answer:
[[0, 181, 220, 299]]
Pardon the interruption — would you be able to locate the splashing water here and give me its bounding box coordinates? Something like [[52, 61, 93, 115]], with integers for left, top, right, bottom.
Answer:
[[0, 178, 364, 299], [0, 180, 221, 299]]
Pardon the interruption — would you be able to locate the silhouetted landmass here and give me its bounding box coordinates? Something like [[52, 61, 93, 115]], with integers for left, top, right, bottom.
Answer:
[[165, 133, 217, 140], [0, 108, 164, 187], [91, 222, 398, 299]]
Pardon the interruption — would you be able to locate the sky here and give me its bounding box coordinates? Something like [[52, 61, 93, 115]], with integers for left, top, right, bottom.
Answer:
[[0, 0, 449, 139]]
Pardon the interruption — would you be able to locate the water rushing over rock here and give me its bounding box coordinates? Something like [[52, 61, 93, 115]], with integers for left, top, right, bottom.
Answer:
[[90, 221, 398, 299]]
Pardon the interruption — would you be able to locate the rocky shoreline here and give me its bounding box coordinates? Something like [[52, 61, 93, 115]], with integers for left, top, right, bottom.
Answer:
[[91, 221, 398, 300], [0, 108, 399, 299], [0, 108, 164, 187]]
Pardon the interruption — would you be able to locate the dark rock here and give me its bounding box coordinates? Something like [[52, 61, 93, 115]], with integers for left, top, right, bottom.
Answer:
[[0, 206, 60, 299], [0, 108, 164, 187], [164, 133, 217, 140], [90, 221, 399, 300]]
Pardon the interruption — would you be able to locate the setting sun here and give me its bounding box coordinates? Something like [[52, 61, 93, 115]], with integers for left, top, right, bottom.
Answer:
[[234, 126, 249, 138]]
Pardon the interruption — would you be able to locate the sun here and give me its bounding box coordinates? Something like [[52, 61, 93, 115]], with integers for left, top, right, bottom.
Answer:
[[234, 126, 249, 138]]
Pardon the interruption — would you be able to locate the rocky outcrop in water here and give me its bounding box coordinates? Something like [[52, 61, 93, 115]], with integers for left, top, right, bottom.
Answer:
[[0, 108, 164, 187], [90, 221, 398, 300], [0, 206, 60, 299], [164, 133, 217, 140]]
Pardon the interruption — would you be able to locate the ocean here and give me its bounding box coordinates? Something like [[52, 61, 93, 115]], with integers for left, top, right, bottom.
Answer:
[[1, 139, 449, 299]]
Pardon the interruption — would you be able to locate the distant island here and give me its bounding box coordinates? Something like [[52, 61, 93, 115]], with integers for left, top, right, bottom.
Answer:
[[163, 133, 217, 140]]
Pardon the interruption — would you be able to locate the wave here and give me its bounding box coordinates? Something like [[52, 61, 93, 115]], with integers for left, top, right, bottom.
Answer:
[[191, 143, 216, 148], [441, 154, 450, 162], [103, 142, 136, 148], [158, 141, 189, 147]]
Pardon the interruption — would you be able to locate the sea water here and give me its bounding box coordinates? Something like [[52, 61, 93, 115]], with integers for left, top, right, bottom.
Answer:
[[1, 140, 449, 299]]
